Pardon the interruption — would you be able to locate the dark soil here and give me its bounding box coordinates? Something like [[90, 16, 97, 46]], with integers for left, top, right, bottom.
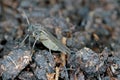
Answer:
[[0, 0, 120, 80]]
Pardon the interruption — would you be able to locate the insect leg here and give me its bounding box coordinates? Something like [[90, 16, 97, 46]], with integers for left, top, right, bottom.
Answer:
[[20, 34, 29, 47], [48, 49, 55, 66], [32, 36, 39, 50], [28, 35, 31, 49]]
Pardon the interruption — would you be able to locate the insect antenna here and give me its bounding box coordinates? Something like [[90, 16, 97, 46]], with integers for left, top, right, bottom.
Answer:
[[21, 10, 30, 25], [19, 10, 30, 47], [20, 10, 39, 51]]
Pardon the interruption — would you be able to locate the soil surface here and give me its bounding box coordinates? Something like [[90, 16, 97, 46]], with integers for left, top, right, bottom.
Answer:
[[0, 0, 120, 80]]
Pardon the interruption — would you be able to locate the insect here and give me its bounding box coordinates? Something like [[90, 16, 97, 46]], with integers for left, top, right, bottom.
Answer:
[[21, 11, 71, 55]]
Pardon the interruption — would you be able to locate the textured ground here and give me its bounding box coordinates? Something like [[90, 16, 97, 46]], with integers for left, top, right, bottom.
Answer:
[[0, 0, 120, 80]]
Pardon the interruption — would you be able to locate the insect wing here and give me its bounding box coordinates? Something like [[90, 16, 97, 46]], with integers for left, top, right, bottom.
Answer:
[[40, 31, 60, 51], [41, 26, 71, 54]]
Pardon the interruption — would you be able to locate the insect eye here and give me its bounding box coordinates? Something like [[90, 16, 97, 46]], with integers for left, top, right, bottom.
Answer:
[[33, 31, 38, 36]]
